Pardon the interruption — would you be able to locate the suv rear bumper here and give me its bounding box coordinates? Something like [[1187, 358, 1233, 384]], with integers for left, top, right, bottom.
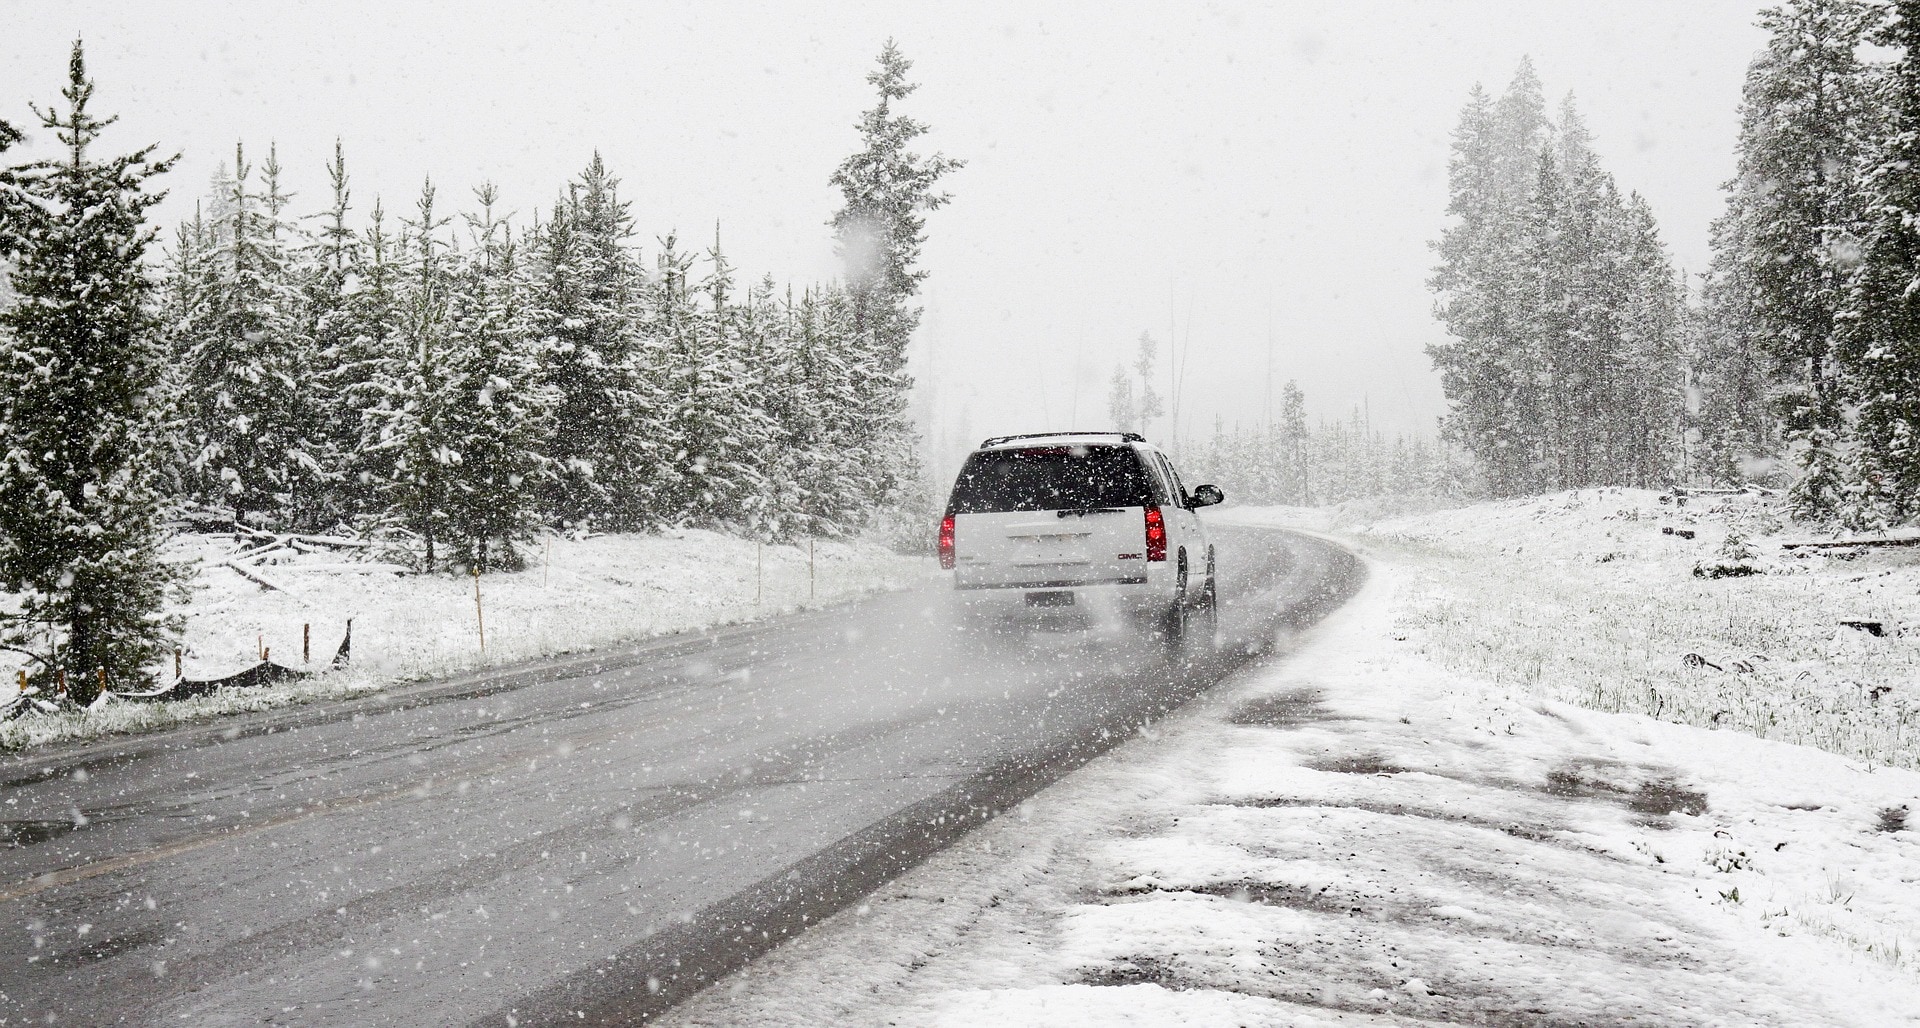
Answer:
[[948, 573, 1174, 625]]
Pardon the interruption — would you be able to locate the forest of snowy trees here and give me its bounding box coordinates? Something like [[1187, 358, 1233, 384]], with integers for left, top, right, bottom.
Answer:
[[0, 40, 955, 695], [1428, 59, 1686, 498], [1693, 0, 1920, 527], [1185, 382, 1470, 509], [1430, 0, 1920, 528]]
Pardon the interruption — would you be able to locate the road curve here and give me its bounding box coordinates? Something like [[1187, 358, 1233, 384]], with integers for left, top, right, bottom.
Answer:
[[0, 525, 1360, 1026]]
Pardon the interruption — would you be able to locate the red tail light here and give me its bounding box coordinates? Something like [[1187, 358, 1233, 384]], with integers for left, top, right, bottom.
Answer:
[[938, 515, 956, 569], [1144, 505, 1167, 562]]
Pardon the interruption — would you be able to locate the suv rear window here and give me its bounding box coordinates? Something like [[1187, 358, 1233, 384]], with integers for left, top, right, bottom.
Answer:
[[946, 446, 1156, 514]]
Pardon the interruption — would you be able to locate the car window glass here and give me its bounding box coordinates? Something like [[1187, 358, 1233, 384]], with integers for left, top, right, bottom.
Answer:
[[1157, 454, 1189, 507], [946, 446, 1156, 514]]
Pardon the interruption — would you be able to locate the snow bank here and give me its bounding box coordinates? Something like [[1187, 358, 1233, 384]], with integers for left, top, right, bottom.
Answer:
[[1229, 488, 1920, 771], [1, 530, 931, 752], [663, 506, 1920, 1026]]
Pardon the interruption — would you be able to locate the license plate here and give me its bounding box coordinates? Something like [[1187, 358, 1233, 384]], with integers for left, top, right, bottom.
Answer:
[[1025, 591, 1075, 607]]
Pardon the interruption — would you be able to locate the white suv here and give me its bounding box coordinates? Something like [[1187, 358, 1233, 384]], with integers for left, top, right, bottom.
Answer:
[[938, 432, 1224, 649]]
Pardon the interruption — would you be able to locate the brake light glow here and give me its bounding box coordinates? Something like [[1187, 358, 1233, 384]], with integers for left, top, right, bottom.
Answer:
[[1143, 505, 1167, 562], [938, 515, 956, 569]]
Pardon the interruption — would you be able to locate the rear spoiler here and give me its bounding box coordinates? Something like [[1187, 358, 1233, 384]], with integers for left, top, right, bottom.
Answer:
[[979, 431, 1145, 448]]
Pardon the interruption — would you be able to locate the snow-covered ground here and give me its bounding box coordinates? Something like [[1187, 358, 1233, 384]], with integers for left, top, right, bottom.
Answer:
[[664, 495, 1920, 1026], [1, 529, 930, 752]]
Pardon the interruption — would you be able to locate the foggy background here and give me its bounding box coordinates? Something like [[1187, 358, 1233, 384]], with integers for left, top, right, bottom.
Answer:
[[2, 0, 1770, 478]]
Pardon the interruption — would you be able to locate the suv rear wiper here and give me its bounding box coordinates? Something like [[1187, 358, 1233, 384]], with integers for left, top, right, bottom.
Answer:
[[1057, 507, 1125, 518]]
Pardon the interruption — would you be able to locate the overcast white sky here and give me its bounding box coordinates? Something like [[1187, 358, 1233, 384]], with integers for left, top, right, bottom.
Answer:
[[4, 1, 1771, 467]]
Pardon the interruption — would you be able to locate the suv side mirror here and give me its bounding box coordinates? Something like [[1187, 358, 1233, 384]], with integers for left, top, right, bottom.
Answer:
[[1190, 484, 1224, 508]]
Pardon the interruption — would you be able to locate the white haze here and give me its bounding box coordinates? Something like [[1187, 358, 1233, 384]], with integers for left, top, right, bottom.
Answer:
[[3, 1, 1769, 478]]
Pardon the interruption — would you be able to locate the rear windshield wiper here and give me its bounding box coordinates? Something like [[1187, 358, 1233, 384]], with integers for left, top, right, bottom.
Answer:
[[1057, 507, 1126, 518]]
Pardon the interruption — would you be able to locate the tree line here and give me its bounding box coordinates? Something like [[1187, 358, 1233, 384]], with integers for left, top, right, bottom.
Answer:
[[0, 40, 958, 698], [1428, 58, 1687, 498], [1185, 381, 1471, 509], [1692, 0, 1920, 526], [1435, 1, 1920, 528]]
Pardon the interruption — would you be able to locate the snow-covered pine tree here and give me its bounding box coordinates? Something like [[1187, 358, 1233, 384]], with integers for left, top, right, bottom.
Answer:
[[1106, 366, 1137, 432], [1730, 0, 1884, 516], [646, 232, 771, 527], [1278, 380, 1310, 504], [778, 284, 869, 536], [1543, 98, 1627, 488], [364, 180, 455, 566], [437, 185, 554, 570], [153, 206, 214, 500], [1840, 0, 1920, 521], [338, 199, 405, 519], [303, 141, 372, 526], [1429, 62, 1552, 496], [1613, 195, 1685, 487], [829, 41, 962, 519], [530, 155, 654, 529], [179, 143, 323, 528], [0, 41, 180, 699], [1133, 333, 1166, 437], [1694, 215, 1775, 483]]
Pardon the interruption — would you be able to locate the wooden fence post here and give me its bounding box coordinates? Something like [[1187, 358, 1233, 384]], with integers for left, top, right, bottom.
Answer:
[[473, 567, 486, 653]]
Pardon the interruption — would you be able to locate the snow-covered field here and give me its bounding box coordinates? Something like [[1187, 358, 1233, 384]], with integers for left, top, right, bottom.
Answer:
[[1, 530, 931, 752], [1337, 489, 1920, 772], [664, 495, 1920, 1025]]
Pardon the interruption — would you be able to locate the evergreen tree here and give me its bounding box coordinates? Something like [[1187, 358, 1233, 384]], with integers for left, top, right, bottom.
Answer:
[[1840, 0, 1920, 520], [305, 141, 373, 525], [646, 232, 773, 527], [1278, 380, 1310, 504], [1429, 63, 1552, 495], [828, 41, 962, 515], [1430, 62, 1683, 496], [365, 180, 455, 565], [438, 185, 554, 569], [530, 155, 655, 528], [178, 143, 322, 527], [0, 42, 179, 699], [1729, 0, 1883, 515]]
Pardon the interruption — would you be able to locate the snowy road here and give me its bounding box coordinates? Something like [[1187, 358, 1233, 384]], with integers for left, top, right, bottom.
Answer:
[[0, 524, 1359, 1026]]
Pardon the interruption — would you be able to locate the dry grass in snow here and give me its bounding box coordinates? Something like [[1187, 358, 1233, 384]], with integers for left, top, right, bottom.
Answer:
[[1232, 489, 1920, 771]]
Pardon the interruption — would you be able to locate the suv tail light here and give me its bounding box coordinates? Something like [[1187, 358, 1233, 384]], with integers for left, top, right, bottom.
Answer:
[[938, 515, 956, 569], [1144, 505, 1167, 562]]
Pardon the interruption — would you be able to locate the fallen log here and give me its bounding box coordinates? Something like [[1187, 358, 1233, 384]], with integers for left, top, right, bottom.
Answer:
[[220, 560, 292, 592], [278, 562, 409, 574], [1780, 536, 1920, 551]]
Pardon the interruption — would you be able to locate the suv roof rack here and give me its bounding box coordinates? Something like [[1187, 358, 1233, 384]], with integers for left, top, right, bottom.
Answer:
[[978, 431, 1146, 448]]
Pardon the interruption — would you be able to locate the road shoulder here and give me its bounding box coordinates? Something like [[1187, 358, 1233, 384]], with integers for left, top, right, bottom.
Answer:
[[663, 556, 1920, 1027]]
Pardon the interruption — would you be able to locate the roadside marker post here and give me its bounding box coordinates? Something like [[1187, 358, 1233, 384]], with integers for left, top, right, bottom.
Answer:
[[809, 539, 816, 600], [473, 567, 487, 654], [303, 623, 311, 664]]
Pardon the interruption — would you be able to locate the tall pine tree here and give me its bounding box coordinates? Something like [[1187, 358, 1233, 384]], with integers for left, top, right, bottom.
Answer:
[[1726, 0, 1882, 515], [1840, 0, 1920, 520], [0, 42, 179, 699], [828, 41, 962, 517]]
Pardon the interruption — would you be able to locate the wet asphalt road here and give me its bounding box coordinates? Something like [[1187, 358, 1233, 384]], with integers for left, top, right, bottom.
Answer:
[[0, 524, 1359, 1026]]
